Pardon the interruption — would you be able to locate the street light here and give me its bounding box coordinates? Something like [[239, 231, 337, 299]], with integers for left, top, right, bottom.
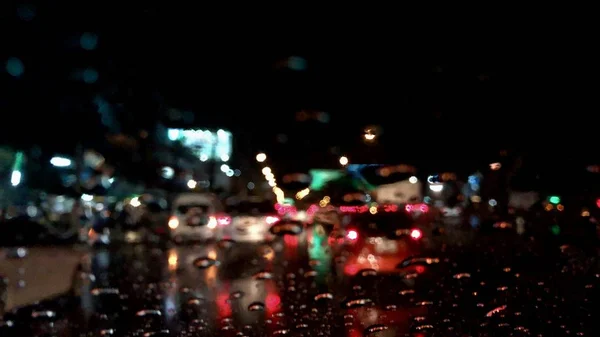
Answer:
[[339, 156, 349, 166], [256, 153, 267, 163]]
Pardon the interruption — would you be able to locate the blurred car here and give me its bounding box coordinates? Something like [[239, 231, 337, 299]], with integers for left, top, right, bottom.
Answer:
[[226, 199, 280, 242], [334, 206, 426, 275], [168, 193, 228, 243]]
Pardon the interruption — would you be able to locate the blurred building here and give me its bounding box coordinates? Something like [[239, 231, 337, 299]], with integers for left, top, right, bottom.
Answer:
[[156, 127, 236, 192]]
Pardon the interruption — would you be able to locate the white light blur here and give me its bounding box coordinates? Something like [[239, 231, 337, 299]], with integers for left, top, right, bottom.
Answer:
[[161, 166, 174, 179], [187, 180, 197, 189], [490, 162, 501, 170], [130, 197, 141, 207], [220, 164, 230, 173], [10, 171, 21, 186], [81, 194, 93, 202], [429, 183, 443, 192], [339, 156, 348, 166], [220, 154, 230, 162], [262, 167, 271, 175], [408, 176, 418, 184], [256, 153, 267, 162], [50, 157, 72, 167]]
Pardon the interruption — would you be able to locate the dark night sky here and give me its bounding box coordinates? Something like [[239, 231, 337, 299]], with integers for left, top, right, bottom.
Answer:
[[2, 3, 596, 173]]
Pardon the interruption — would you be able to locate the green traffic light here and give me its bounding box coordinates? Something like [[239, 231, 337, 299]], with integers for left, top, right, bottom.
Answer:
[[549, 196, 560, 204]]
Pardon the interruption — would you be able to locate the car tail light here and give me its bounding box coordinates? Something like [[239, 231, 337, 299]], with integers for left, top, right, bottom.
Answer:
[[405, 204, 428, 213], [410, 228, 422, 240], [207, 216, 217, 229], [265, 216, 280, 225], [346, 230, 358, 240], [265, 293, 281, 312], [168, 216, 179, 229]]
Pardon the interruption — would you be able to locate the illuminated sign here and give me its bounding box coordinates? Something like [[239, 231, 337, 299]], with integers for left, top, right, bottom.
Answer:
[[167, 128, 232, 161]]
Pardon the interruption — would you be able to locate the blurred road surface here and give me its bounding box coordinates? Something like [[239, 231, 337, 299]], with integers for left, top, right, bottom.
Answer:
[[1, 223, 598, 336]]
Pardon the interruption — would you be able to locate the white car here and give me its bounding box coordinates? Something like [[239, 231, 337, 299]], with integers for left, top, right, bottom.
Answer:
[[168, 193, 229, 243], [226, 200, 280, 242]]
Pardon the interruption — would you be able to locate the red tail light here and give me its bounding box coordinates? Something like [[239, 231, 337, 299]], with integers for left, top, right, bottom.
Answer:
[[340, 204, 399, 213], [405, 204, 429, 213], [275, 204, 297, 217], [265, 216, 280, 225], [266, 293, 281, 312], [410, 229, 422, 240], [346, 230, 358, 240]]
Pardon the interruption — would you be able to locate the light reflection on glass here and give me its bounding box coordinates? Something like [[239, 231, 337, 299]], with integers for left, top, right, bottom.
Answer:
[[308, 236, 332, 285], [207, 249, 217, 260], [167, 249, 178, 272], [205, 264, 217, 287]]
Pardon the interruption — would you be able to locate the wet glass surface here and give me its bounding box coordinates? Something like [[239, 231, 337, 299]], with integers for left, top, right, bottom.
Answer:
[[1, 223, 598, 336]]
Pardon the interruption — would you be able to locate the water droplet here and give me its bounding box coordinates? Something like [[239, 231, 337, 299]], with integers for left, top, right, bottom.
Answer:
[[135, 309, 162, 316], [270, 222, 303, 235], [364, 323, 388, 335], [397, 256, 440, 269], [247, 302, 265, 311], [217, 239, 236, 249], [230, 291, 244, 299], [193, 257, 217, 269], [342, 298, 373, 308], [91, 288, 119, 296], [412, 324, 434, 331], [31, 310, 56, 319], [358, 268, 377, 277], [253, 271, 273, 280], [314, 292, 334, 301], [453, 272, 471, 279], [186, 297, 204, 305]]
